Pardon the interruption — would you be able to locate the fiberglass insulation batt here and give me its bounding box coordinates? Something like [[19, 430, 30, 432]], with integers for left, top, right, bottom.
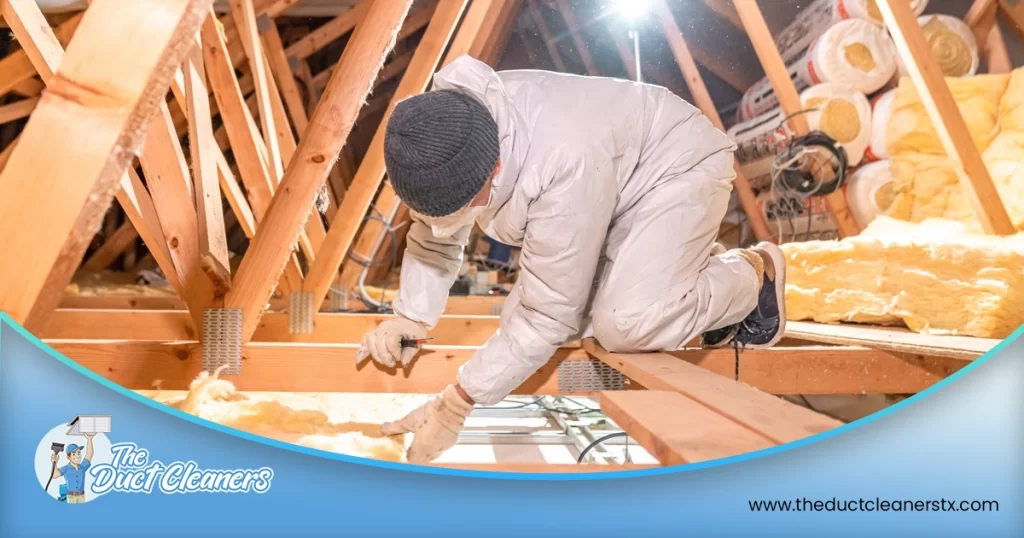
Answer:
[[782, 216, 1024, 339], [885, 68, 1024, 232]]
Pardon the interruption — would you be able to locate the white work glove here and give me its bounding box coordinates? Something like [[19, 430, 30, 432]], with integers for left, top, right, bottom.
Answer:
[[356, 316, 427, 368], [381, 384, 474, 463]]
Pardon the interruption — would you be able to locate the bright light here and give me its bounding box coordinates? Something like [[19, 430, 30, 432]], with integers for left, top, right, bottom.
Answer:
[[613, 0, 649, 23]]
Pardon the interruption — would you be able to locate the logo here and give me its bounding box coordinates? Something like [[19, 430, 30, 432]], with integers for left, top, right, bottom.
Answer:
[[37, 414, 274, 503]]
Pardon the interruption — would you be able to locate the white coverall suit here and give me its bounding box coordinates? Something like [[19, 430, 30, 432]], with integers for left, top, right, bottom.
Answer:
[[393, 56, 761, 406]]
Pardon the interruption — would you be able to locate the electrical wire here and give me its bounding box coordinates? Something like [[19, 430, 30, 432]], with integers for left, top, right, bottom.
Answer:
[[577, 432, 629, 464]]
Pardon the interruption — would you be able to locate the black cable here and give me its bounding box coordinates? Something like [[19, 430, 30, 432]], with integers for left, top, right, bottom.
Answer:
[[774, 130, 848, 197], [577, 432, 629, 464]]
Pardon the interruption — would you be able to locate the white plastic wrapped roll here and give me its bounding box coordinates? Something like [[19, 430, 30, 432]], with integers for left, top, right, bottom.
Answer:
[[775, 0, 930, 66], [846, 160, 896, 228], [863, 89, 895, 162], [726, 108, 790, 190], [800, 83, 873, 166], [739, 19, 897, 122], [896, 15, 979, 78]]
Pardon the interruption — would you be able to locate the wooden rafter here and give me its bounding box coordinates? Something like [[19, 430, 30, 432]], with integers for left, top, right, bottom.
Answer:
[[0, 0, 215, 326], [0, 11, 82, 97], [877, 0, 1014, 235], [655, 0, 770, 242], [526, 0, 566, 71], [732, 0, 860, 239], [226, 0, 417, 342], [81, 222, 138, 272], [300, 0, 470, 324]]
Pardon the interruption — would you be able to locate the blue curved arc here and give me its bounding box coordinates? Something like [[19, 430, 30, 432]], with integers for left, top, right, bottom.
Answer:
[[3, 313, 1021, 482]]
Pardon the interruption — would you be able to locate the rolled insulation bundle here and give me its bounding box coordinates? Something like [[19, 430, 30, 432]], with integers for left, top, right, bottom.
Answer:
[[738, 19, 897, 122], [845, 160, 896, 228], [727, 108, 790, 189], [895, 15, 978, 78], [775, 0, 929, 65], [863, 89, 895, 162], [800, 83, 873, 166]]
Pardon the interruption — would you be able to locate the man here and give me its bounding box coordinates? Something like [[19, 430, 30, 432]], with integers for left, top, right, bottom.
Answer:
[[50, 434, 94, 503], [360, 55, 786, 463]]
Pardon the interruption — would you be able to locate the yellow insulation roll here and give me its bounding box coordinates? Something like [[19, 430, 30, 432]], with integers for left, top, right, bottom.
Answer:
[[846, 160, 896, 228], [896, 15, 979, 78], [800, 83, 873, 166]]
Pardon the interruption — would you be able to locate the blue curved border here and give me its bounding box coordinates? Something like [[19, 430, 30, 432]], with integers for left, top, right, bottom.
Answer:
[[3, 312, 1021, 481]]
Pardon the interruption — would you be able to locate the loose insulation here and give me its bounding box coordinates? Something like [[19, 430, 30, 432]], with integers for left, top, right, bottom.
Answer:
[[895, 15, 979, 78], [883, 68, 1024, 232], [144, 367, 416, 462], [782, 216, 1024, 339], [739, 18, 897, 121], [774, 0, 930, 65]]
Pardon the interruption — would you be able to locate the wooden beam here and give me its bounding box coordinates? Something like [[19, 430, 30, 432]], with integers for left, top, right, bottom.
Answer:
[[467, 0, 521, 65], [0, 0, 214, 325], [655, 0, 770, 242], [1001, 0, 1024, 41], [0, 0, 63, 82], [138, 102, 216, 322], [584, 340, 842, 444], [0, 11, 82, 97], [526, 0, 566, 71], [877, 0, 1015, 235], [284, 0, 368, 62], [230, 0, 284, 182], [732, 0, 860, 239], [49, 340, 591, 394], [983, 22, 1012, 74], [260, 20, 309, 134], [600, 391, 776, 466], [298, 0, 470, 322], [184, 44, 232, 296], [226, 0, 416, 342], [784, 321, 997, 360], [0, 96, 39, 124], [115, 169, 183, 295], [82, 222, 138, 272], [553, 0, 597, 74]]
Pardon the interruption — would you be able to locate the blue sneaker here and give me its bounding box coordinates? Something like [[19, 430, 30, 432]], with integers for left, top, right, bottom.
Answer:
[[733, 242, 787, 349], [700, 242, 737, 349]]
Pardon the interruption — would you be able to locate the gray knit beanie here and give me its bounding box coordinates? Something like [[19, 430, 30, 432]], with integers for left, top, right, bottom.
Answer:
[[384, 89, 500, 218]]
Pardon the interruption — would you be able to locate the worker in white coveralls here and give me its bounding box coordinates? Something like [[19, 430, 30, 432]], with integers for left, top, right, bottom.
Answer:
[[358, 55, 787, 463]]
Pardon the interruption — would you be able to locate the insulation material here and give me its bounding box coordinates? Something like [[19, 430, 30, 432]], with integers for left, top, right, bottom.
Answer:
[[739, 19, 897, 121], [728, 108, 789, 190], [782, 216, 1024, 339], [895, 15, 979, 78], [800, 83, 873, 166], [143, 367, 421, 462], [863, 88, 895, 162], [846, 160, 896, 228], [774, 0, 929, 65], [883, 69, 1024, 231], [885, 72, 1009, 156]]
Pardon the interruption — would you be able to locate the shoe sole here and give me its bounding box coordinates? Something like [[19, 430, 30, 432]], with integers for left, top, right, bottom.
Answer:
[[702, 325, 737, 348], [743, 241, 787, 349]]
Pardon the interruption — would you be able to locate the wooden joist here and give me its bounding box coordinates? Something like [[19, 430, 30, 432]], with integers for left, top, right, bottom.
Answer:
[[226, 0, 416, 342], [48, 340, 590, 394], [0, 10, 82, 97], [300, 0, 470, 319], [585, 340, 843, 444], [877, 0, 1014, 235], [784, 321, 998, 360], [429, 463, 660, 473], [552, 0, 597, 75], [600, 391, 776, 465], [526, 0, 566, 71], [0, 0, 214, 325], [82, 222, 138, 272]]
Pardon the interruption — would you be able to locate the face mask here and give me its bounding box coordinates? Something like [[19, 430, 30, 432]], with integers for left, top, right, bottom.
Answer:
[[430, 203, 487, 237]]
